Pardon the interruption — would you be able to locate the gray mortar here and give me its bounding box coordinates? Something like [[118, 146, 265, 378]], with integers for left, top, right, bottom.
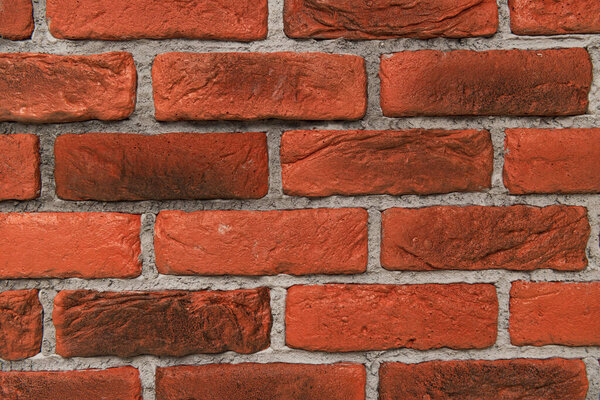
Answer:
[[1, 0, 600, 398]]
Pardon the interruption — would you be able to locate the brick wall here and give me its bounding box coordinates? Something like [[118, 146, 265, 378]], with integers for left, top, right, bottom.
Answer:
[[0, 0, 599, 399]]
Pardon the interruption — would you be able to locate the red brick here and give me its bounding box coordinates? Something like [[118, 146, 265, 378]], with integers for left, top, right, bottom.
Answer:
[[156, 363, 365, 400], [510, 281, 600, 346], [380, 48, 592, 117], [152, 52, 366, 121], [0, 52, 136, 123], [509, 0, 600, 35], [382, 206, 589, 271], [0, 213, 141, 279], [0, 0, 33, 40], [47, 0, 267, 40], [55, 132, 268, 201], [0, 290, 42, 361], [379, 359, 588, 400], [0, 134, 40, 200], [54, 289, 271, 357], [155, 208, 368, 276], [281, 129, 493, 196], [286, 284, 497, 351], [285, 0, 497, 39], [0, 367, 142, 400], [504, 129, 600, 194]]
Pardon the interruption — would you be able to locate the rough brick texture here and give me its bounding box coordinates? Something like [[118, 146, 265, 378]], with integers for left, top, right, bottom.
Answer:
[[0, 290, 42, 361], [47, 0, 267, 40], [380, 48, 592, 116], [510, 281, 600, 346], [504, 129, 600, 194], [156, 363, 366, 400], [286, 284, 497, 351], [379, 359, 588, 400], [152, 52, 366, 121], [281, 129, 493, 196], [0, 0, 33, 40], [382, 205, 590, 271], [0, 213, 141, 279], [0, 52, 136, 123], [0, 367, 142, 400], [54, 132, 268, 201], [53, 289, 271, 357], [284, 0, 498, 39], [155, 208, 368, 276], [0, 134, 40, 200], [509, 0, 600, 35]]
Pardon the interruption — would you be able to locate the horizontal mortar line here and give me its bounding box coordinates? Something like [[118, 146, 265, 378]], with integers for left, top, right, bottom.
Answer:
[[2, 195, 600, 212], [2, 271, 600, 291], [3, 346, 600, 371], [3, 116, 600, 133], [1, 35, 600, 53]]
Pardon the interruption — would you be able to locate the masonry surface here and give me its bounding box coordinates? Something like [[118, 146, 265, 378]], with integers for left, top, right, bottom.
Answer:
[[0, 0, 600, 399]]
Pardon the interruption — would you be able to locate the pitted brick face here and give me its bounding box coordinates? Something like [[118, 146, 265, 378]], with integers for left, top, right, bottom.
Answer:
[[0, 290, 42, 361]]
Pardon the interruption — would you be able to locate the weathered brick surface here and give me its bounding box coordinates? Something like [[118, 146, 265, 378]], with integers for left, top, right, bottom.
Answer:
[[0, 52, 136, 123], [382, 205, 589, 271], [55, 132, 268, 201], [47, 0, 267, 40], [509, 0, 600, 35], [510, 282, 600, 346], [379, 359, 588, 400], [0, 367, 142, 400], [286, 284, 498, 351], [380, 48, 592, 116], [0, 134, 40, 200], [0, 213, 141, 279], [54, 289, 271, 357], [281, 129, 493, 196], [284, 0, 498, 39], [0, 0, 33, 40], [152, 52, 366, 121], [155, 208, 368, 275], [504, 129, 600, 194], [156, 363, 366, 400], [0, 290, 42, 361]]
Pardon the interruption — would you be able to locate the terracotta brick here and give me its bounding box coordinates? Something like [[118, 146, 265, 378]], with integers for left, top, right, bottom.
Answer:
[[0, 290, 42, 360], [382, 206, 589, 271], [380, 359, 588, 400], [509, 0, 600, 35], [285, 0, 498, 39], [504, 129, 600, 194], [0, 52, 136, 123], [156, 363, 365, 400], [0, 134, 40, 200], [380, 48, 592, 116], [281, 129, 493, 196], [55, 132, 268, 201], [54, 289, 271, 357], [155, 208, 368, 276], [510, 281, 600, 346], [0, 367, 142, 400], [286, 284, 497, 351], [0, 0, 33, 40], [47, 0, 267, 40], [0, 213, 141, 279], [152, 52, 366, 121]]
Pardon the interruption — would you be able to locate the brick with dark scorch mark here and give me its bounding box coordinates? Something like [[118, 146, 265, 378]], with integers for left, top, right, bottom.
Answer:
[[381, 205, 589, 271], [53, 289, 272, 357], [284, 0, 498, 39], [379, 359, 588, 400], [380, 48, 592, 116], [55, 132, 268, 201]]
